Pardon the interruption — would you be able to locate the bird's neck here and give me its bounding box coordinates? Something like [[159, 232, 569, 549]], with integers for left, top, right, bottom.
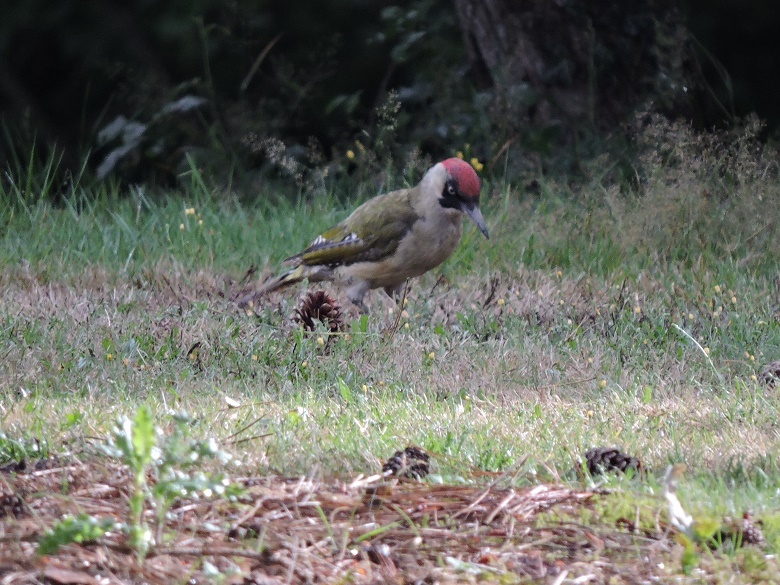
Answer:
[[414, 163, 458, 221]]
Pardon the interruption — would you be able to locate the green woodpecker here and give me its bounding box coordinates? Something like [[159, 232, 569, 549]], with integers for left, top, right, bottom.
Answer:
[[252, 158, 488, 309]]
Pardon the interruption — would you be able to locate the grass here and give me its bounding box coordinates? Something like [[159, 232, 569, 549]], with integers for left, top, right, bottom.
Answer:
[[2, 129, 780, 580]]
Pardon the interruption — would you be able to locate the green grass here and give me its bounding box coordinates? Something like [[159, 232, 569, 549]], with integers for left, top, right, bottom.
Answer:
[[2, 149, 780, 579]]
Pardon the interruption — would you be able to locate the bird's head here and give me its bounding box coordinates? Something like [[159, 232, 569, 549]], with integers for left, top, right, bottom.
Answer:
[[438, 157, 489, 239]]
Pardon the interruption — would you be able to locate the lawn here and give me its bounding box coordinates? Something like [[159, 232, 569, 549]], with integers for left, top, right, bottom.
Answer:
[[2, 128, 780, 582]]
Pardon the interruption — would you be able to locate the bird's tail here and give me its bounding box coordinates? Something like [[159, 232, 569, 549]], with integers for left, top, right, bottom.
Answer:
[[259, 265, 307, 295], [237, 265, 306, 307]]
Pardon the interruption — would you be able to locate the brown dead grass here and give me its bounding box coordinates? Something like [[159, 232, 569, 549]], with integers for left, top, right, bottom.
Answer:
[[2, 261, 778, 475], [0, 457, 677, 584]]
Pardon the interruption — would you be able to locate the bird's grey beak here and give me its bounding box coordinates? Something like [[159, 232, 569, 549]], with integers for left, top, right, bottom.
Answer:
[[463, 203, 489, 239]]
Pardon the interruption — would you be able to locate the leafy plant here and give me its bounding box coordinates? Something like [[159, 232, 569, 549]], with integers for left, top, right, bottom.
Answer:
[[99, 407, 240, 557], [0, 431, 49, 465], [38, 514, 115, 555], [100, 406, 156, 556], [95, 95, 208, 182]]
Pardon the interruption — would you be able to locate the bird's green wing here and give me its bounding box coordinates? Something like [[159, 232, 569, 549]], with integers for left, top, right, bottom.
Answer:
[[284, 189, 420, 267]]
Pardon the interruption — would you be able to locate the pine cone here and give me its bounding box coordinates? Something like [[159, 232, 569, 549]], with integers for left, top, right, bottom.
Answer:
[[715, 512, 766, 548], [584, 447, 642, 476], [382, 446, 430, 479], [294, 291, 344, 333], [758, 360, 780, 387], [0, 458, 27, 473], [0, 488, 25, 518]]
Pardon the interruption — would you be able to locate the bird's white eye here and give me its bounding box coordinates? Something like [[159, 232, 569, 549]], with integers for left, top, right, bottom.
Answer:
[[447, 183, 456, 196]]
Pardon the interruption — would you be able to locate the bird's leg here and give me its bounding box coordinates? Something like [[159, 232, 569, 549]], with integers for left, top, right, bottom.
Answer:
[[346, 280, 370, 313], [383, 280, 410, 306], [383, 284, 404, 300]]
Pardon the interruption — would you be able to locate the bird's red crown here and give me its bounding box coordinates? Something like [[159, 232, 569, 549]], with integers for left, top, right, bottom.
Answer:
[[441, 158, 481, 198]]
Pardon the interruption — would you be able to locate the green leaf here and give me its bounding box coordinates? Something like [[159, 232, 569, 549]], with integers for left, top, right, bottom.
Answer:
[[127, 522, 153, 558], [692, 517, 721, 541], [112, 407, 156, 476], [338, 378, 353, 403], [63, 411, 83, 429], [390, 31, 426, 63], [286, 409, 303, 426], [677, 533, 698, 575], [38, 514, 113, 555], [352, 314, 369, 334], [522, 234, 535, 266], [354, 521, 401, 542], [131, 406, 155, 468]]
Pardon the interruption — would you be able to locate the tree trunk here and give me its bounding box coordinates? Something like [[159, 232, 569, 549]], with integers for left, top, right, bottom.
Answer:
[[454, 0, 688, 130]]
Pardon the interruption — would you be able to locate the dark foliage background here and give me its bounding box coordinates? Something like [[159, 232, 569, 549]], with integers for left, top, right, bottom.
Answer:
[[1, 0, 778, 191]]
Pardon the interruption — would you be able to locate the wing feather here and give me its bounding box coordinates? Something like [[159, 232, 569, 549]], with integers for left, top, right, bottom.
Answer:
[[284, 188, 419, 267]]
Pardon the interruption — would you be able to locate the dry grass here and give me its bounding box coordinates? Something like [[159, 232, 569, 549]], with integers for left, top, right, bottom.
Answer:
[[0, 455, 695, 584], [2, 263, 778, 476], [2, 263, 778, 582]]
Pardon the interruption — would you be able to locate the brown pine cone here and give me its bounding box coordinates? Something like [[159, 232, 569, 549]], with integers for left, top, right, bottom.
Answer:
[[382, 446, 430, 479], [714, 512, 766, 548], [0, 489, 26, 518], [294, 290, 345, 333], [584, 446, 642, 476]]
